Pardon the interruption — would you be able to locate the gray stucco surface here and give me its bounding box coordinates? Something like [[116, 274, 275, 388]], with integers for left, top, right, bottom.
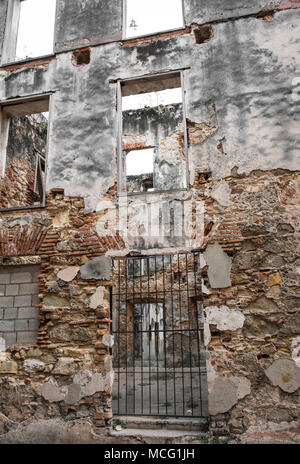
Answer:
[[0, 2, 299, 211]]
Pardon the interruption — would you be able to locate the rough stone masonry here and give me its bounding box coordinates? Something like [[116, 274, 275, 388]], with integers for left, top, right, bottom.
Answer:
[[0, 0, 299, 444]]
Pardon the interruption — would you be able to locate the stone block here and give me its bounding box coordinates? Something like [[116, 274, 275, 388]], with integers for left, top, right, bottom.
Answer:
[[19, 283, 39, 295], [14, 295, 32, 307], [0, 296, 14, 308], [15, 319, 31, 331], [11, 272, 32, 284], [267, 272, 283, 287], [0, 360, 18, 374], [31, 295, 40, 305], [2, 332, 17, 346], [0, 321, 14, 332], [18, 307, 39, 319], [17, 331, 37, 345], [0, 309, 3, 319], [5, 285, 19, 296], [0, 285, 5, 296], [0, 275, 10, 285], [3, 308, 18, 320], [28, 319, 39, 331]]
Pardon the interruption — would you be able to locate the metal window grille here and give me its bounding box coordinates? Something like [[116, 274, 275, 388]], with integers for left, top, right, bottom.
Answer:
[[111, 252, 208, 418]]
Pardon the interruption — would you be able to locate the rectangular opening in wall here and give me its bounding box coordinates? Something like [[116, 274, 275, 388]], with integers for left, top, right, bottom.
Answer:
[[124, 0, 185, 39], [112, 253, 209, 418], [120, 72, 188, 194], [0, 265, 40, 348], [3, 0, 56, 64], [16, 0, 56, 61], [0, 96, 49, 210]]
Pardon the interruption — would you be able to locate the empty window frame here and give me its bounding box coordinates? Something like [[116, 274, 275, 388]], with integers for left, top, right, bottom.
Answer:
[[118, 71, 189, 194], [123, 0, 185, 39], [0, 95, 50, 210], [2, 0, 56, 64]]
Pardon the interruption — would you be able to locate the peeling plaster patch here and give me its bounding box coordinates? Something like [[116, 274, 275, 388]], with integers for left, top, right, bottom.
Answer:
[[229, 376, 251, 400], [80, 256, 111, 281], [39, 378, 67, 403], [102, 334, 114, 348], [210, 181, 231, 207], [203, 243, 232, 288], [265, 359, 300, 393], [39, 369, 114, 405], [205, 305, 245, 331], [209, 376, 238, 415], [89, 286, 105, 309], [291, 337, 300, 367], [57, 266, 79, 282]]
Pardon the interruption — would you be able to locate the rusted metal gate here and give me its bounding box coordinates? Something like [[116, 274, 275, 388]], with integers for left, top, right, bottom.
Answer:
[[111, 252, 208, 418]]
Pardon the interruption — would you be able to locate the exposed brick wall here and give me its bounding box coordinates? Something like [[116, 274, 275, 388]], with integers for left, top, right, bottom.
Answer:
[[0, 265, 40, 347]]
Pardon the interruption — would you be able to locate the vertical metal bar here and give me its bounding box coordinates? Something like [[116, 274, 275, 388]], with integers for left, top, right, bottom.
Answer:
[[125, 258, 129, 415], [154, 255, 160, 415], [117, 259, 121, 414], [177, 253, 185, 415], [185, 253, 194, 416], [140, 257, 144, 415], [193, 252, 203, 416], [132, 258, 136, 415], [169, 254, 177, 416], [147, 257, 152, 415], [162, 254, 168, 416]]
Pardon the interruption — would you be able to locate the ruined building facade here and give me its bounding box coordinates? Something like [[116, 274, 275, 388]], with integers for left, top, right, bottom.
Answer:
[[0, 0, 299, 444]]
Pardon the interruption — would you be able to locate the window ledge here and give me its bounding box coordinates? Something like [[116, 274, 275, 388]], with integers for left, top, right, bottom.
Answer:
[[118, 187, 189, 198], [0, 204, 46, 213], [122, 26, 188, 43], [0, 53, 56, 69]]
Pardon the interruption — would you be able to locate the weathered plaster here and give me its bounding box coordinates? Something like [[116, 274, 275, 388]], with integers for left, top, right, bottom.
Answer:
[[57, 266, 80, 282], [265, 358, 300, 393], [80, 256, 112, 280], [203, 243, 232, 288], [205, 305, 245, 331]]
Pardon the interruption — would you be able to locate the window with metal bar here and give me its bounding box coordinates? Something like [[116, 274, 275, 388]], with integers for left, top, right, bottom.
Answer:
[[111, 253, 209, 418]]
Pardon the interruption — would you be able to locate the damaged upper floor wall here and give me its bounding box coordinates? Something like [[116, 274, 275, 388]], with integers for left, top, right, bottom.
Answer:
[[0, 0, 300, 61], [0, 2, 299, 211]]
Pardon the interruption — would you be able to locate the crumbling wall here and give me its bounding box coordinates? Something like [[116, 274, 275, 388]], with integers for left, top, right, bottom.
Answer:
[[0, 0, 299, 444]]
